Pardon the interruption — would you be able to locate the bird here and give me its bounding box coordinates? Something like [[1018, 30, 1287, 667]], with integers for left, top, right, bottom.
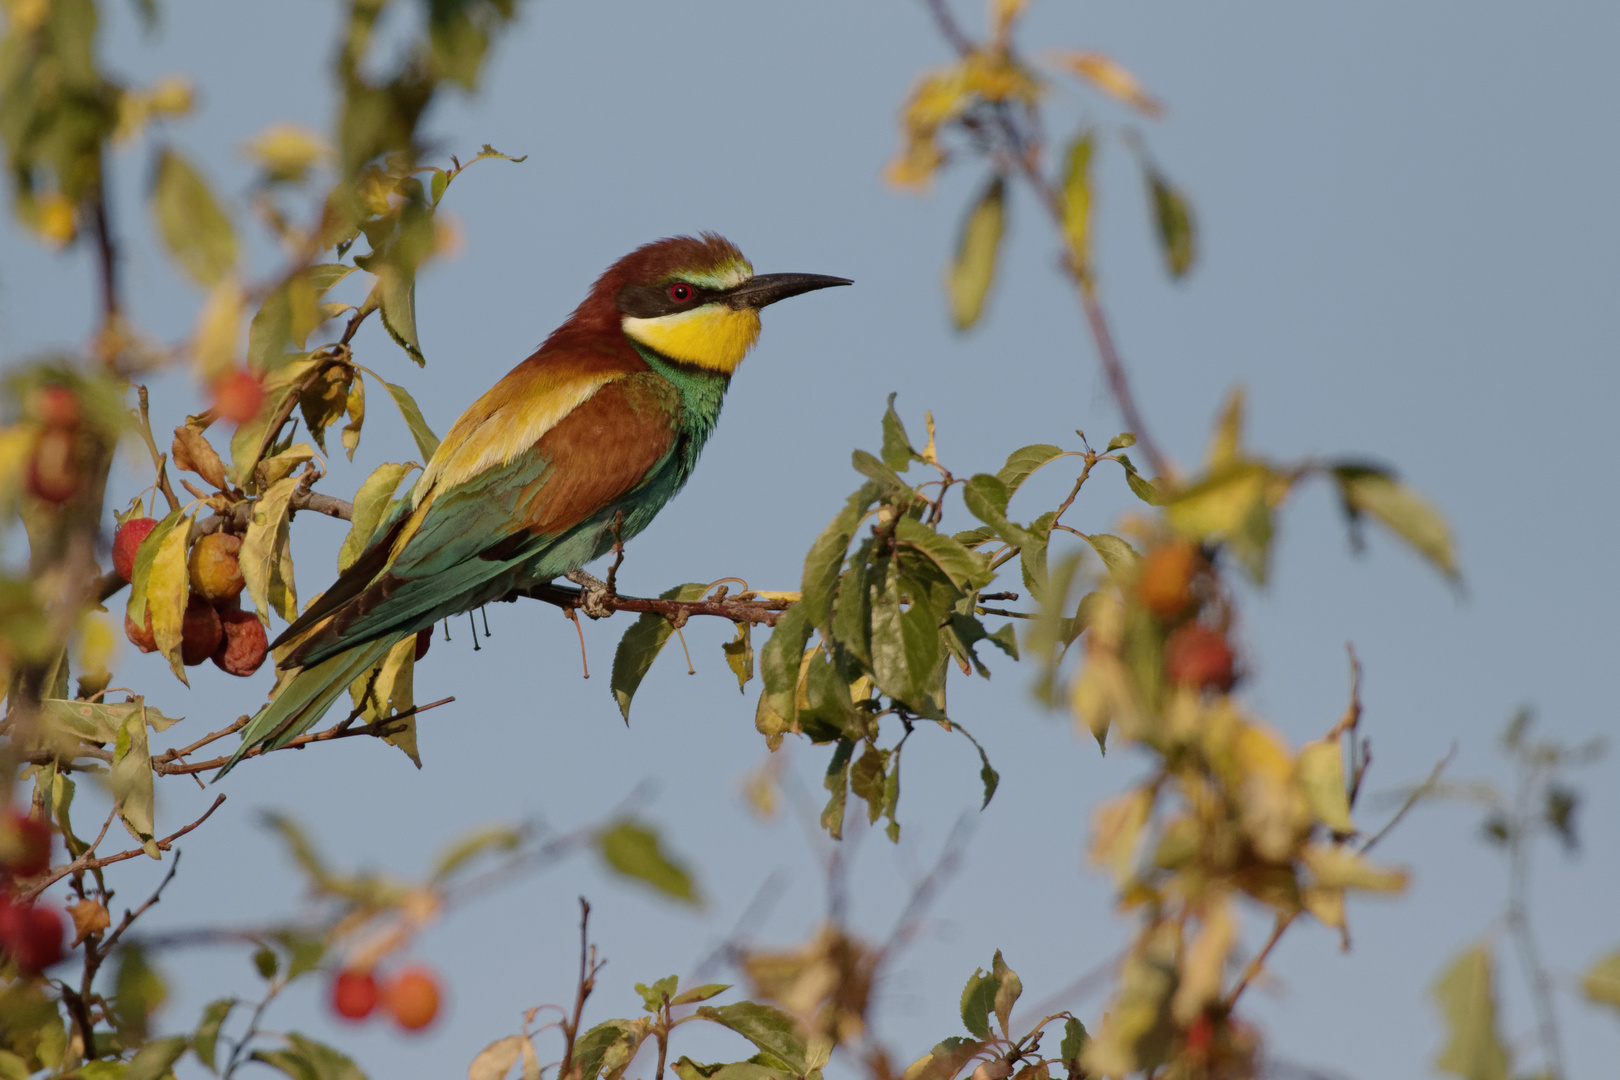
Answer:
[[218, 234, 849, 775]]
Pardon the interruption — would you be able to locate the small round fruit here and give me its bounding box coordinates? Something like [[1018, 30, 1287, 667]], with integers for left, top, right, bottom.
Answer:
[[180, 595, 224, 666], [1164, 624, 1237, 692], [125, 609, 158, 653], [33, 385, 82, 429], [213, 369, 266, 425], [113, 517, 159, 583], [188, 533, 245, 602], [0, 811, 52, 877], [414, 627, 432, 662], [330, 968, 379, 1021], [1136, 541, 1202, 622], [0, 898, 64, 974], [212, 608, 269, 677], [27, 428, 81, 504], [383, 965, 442, 1032]]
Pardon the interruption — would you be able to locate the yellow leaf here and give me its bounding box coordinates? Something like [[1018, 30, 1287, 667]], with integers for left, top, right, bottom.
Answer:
[[171, 425, 227, 491], [148, 513, 194, 684], [68, 898, 111, 945], [1060, 132, 1094, 273], [947, 175, 1006, 330], [1302, 843, 1408, 893], [192, 276, 244, 380], [1050, 50, 1163, 118], [1296, 736, 1354, 833], [1301, 885, 1346, 929], [1165, 463, 1268, 540], [1171, 895, 1234, 1023], [146, 75, 195, 116], [1089, 788, 1152, 885], [255, 442, 317, 489], [35, 192, 77, 248], [1582, 951, 1620, 1012], [1432, 945, 1510, 1080], [243, 122, 330, 182], [242, 477, 298, 623], [1205, 387, 1244, 470]]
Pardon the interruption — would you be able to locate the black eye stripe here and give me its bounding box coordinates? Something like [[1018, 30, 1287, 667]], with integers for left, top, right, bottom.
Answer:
[[616, 281, 716, 318]]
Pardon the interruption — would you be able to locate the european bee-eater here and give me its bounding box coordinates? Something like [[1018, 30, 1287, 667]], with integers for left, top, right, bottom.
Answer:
[[219, 234, 849, 774]]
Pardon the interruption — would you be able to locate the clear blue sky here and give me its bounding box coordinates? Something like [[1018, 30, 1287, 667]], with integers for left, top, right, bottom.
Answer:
[[2, 2, 1617, 1078]]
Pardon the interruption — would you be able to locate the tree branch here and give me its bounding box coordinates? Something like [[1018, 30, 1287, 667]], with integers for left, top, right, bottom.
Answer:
[[514, 582, 790, 628], [19, 795, 225, 902]]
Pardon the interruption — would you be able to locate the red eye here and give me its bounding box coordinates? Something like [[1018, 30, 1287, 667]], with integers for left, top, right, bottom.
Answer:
[[669, 283, 692, 302]]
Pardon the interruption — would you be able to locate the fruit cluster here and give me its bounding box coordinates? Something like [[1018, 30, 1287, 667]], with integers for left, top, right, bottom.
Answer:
[[116, 519, 269, 677], [0, 809, 64, 975], [26, 383, 92, 505], [1134, 539, 1238, 692], [329, 965, 442, 1032]]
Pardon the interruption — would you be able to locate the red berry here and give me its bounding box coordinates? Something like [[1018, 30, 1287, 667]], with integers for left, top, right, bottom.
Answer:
[[330, 968, 379, 1021], [414, 627, 432, 662], [180, 595, 223, 666], [212, 369, 266, 425], [0, 811, 52, 877], [125, 608, 158, 653], [383, 966, 442, 1031], [1163, 624, 1237, 692], [212, 608, 269, 677], [113, 517, 159, 583], [33, 384, 82, 429], [27, 428, 82, 504], [0, 897, 65, 974]]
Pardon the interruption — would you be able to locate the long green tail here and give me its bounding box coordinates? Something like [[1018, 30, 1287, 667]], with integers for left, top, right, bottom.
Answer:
[[214, 636, 400, 779]]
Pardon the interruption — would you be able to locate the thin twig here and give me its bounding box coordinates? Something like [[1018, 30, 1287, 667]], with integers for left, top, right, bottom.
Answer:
[[1359, 746, 1454, 856], [561, 898, 602, 1080], [1224, 911, 1294, 1008], [20, 795, 226, 901]]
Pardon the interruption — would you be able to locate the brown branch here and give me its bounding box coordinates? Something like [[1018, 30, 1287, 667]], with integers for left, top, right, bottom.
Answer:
[[560, 897, 602, 1080], [134, 386, 182, 514], [158, 697, 453, 777], [1224, 910, 1294, 1009], [19, 794, 226, 901], [516, 583, 791, 628], [919, 1, 1172, 481]]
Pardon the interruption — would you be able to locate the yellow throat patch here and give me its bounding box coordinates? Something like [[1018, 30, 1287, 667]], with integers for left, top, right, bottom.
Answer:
[[621, 304, 763, 374]]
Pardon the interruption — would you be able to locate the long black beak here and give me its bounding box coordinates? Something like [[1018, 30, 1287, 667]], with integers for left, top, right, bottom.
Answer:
[[722, 272, 852, 310]]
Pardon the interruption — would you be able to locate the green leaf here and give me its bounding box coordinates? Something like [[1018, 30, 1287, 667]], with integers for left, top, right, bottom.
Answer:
[[722, 623, 754, 693], [1333, 464, 1459, 580], [42, 698, 181, 743], [610, 583, 709, 722], [850, 742, 891, 824], [670, 983, 732, 1006], [1146, 165, 1195, 279], [820, 739, 854, 839], [253, 1034, 367, 1080], [757, 603, 811, 744], [1060, 1018, 1089, 1068], [851, 450, 910, 498], [637, 975, 679, 1012], [1297, 738, 1354, 833], [801, 483, 880, 632], [430, 825, 524, 882], [990, 951, 1023, 1037], [948, 174, 1006, 330], [109, 711, 157, 854], [1082, 533, 1141, 581], [338, 462, 417, 571], [961, 474, 1036, 549], [192, 998, 235, 1071], [151, 147, 238, 286], [1105, 433, 1136, 452], [1115, 454, 1163, 506], [694, 1002, 810, 1075], [572, 1021, 632, 1080], [125, 507, 186, 635], [881, 393, 918, 472], [254, 946, 278, 980], [996, 444, 1066, 497], [1165, 463, 1269, 540], [959, 966, 996, 1040], [1432, 944, 1510, 1080], [375, 264, 424, 366], [597, 820, 698, 904], [374, 376, 440, 461], [1582, 951, 1620, 1013], [1060, 132, 1094, 270], [125, 1035, 189, 1080], [894, 516, 994, 593]]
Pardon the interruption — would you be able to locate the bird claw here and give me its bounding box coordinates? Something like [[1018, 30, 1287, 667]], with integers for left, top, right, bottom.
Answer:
[[565, 569, 615, 619]]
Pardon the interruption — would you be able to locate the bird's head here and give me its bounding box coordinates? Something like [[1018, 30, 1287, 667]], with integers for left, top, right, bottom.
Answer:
[[604, 233, 850, 374]]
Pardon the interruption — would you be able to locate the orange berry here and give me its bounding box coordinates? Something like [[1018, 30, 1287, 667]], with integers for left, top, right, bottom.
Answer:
[[331, 969, 379, 1021], [1163, 624, 1237, 692], [113, 517, 159, 583], [1136, 541, 1201, 622], [180, 595, 223, 666], [212, 369, 266, 424], [212, 608, 269, 676], [383, 965, 442, 1032], [188, 533, 245, 602]]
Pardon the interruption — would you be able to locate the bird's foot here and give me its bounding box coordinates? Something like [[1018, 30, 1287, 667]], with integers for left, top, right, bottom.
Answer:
[[565, 568, 615, 619]]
